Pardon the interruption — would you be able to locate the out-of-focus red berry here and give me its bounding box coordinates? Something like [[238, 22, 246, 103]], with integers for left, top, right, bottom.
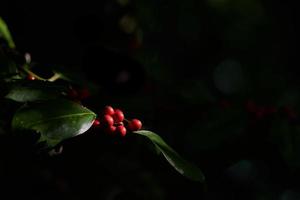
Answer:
[[116, 126, 127, 137], [27, 75, 36, 81], [102, 115, 114, 126], [104, 106, 115, 116], [93, 119, 100, 127], [113, 109, 124, 123], [128, 119, 142, 131]]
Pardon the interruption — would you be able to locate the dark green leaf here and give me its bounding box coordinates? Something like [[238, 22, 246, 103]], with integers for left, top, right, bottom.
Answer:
[[0, 17, 16, 48], [0, 50, 18, 80], [6, 81, 66, 102], [269, 120, 300, 168], [134, 130, 205, 182], [12, 99, 96, 147]]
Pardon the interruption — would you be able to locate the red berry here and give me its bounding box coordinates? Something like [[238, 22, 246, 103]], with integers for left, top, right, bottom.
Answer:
[[102, 115, 114, 126], [93, 119, 100, 127], [116, 126, 127, 137], [105, 125, 117, 134], [27, 75, 36, 81], [113, 109, 124, 122], [104, 106, 115, 116], [128, 119, 142, 131]]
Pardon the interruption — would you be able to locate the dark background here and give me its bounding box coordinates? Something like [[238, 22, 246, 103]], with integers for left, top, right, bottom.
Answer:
[[1, 0, 299, 199]]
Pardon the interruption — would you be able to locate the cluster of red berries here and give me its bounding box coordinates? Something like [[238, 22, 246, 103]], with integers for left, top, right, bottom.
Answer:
[[219, 99, 297, 121], [245, 100, 278, 119], [245, 100, 298, 120], [93, 106, 142, 137]]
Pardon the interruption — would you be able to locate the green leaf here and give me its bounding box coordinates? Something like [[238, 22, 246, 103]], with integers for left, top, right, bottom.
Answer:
[[6, 86, 59, 102], [0, 50, 18, 80], [269, 120, 300, 168], [0, 17, 16, 48], [6, 81, 66, 102], [12, 99, 96, 147], [134, 130, 205, 182]]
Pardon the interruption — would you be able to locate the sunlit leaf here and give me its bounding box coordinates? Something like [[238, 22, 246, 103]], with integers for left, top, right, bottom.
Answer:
[[0, 16, 16, 48], [12, 99, 96, 147]]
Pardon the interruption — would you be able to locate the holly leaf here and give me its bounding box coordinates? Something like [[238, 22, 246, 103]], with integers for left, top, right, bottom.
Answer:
[[134, 130, 205, 182], [12, 99, 96, 147], [0, 16, 16, 48], [6, 81, 66, 102], [6, 86, 57, 102]]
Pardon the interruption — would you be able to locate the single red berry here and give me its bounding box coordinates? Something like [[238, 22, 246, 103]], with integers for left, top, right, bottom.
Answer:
[[93, 119, 100, 127], [105, 125, 117, 134], [102, 115, 114, 126], [113, 109, 124, 122], [116, 125, 127, 137], [104, 106, 115, 116], [128, 119, 142, 131], [27, 74, 36, 81]]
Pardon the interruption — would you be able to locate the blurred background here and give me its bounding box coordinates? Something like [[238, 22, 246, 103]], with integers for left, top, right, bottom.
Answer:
[[0, 0, 299, 199]]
